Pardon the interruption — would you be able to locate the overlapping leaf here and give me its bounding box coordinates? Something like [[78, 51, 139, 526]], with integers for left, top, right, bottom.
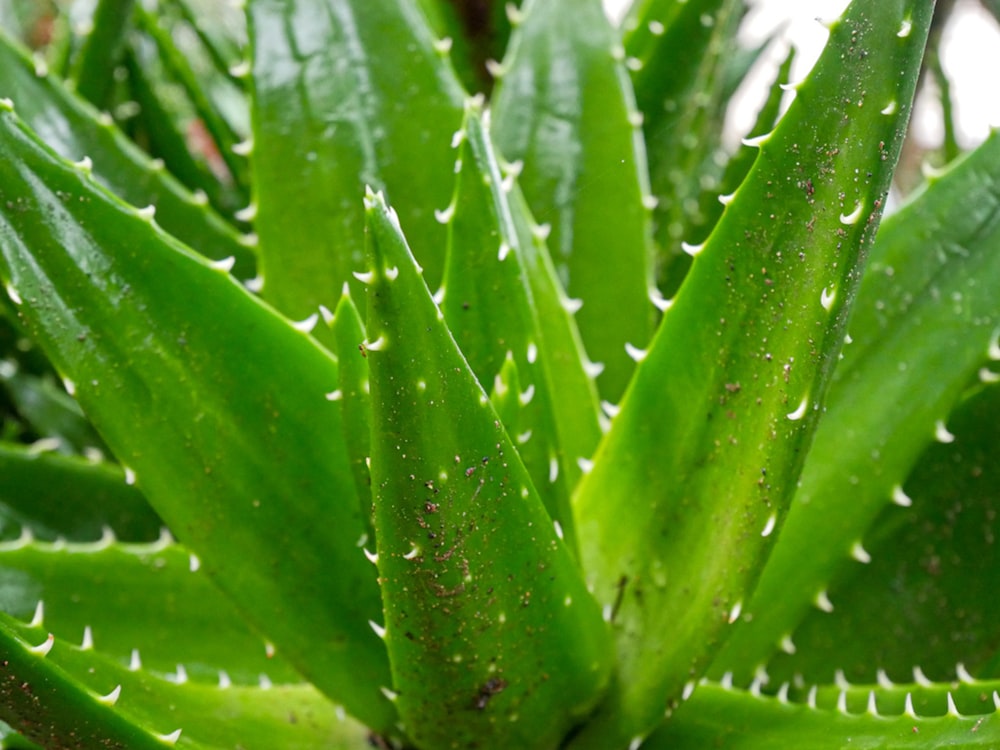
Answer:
[[0, 103, 394, 732], [714, 129, 1000, 683], [570, 2, 932, 746]]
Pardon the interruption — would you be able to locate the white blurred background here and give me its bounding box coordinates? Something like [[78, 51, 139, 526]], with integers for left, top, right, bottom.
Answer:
[[605, 0, 1000, 151]]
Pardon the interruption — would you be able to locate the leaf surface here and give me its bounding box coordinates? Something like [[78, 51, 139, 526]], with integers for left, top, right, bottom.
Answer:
[[364, 189, 612, 750], [491, 0, 656, 402], [715, 129, 1000, 682], [570, 1, 932, 745], [247, 0, 466, 321], [0, 29, 256, 279], [0, 103, 394, 731]]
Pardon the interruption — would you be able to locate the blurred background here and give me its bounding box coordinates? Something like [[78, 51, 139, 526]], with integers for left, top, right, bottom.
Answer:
[[607, 0, 1000, 165]]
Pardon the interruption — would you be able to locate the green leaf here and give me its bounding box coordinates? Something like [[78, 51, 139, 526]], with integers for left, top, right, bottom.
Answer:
[[715, 129, 1000, 683], [570, 1, 932, 746], [440, 100, 602, 549], [326, 285, 374, 532], [0, 608, 372, 749], [247, 0, 466, 321], [414, 0, 517, 95], [761, 380, 1000, 688], [0, 363, 106, 454], [68, 0, 135, 108], [642, 680, 1000, 749], [0, 443, 161, 541], [0, 29, 257, 279], [363, 188, 613, 750], [0, 103, 395, 732], [623, 0, 742, 293], [491, 0, 656, 402], [132, 2, 249, 196], [0, 533, 302, 685]]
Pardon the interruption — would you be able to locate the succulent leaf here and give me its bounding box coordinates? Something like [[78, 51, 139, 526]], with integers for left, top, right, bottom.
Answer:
[[761, 379, 1000, 687], [643, 680, 1000, 749], [0, 607, 369, 749], [0, 443, 161, 541], [363, 188, 613, 749], [0, 105, 395, 732], [0, 531, 302, 685], [491, 0, 656, 402], [247, 0, 466, 321], [0, 29, 257, 279], [716, 129, 1000, 683], [570, 1, 933, 745], [440, 99, 601, 550]]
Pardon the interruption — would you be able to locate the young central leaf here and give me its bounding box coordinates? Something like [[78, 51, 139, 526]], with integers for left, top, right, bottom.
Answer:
[[362, 189, 612, 750]]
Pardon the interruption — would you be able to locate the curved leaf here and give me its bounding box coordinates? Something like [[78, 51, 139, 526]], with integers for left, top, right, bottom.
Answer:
[[0, 103, 394, 732], [571, 1, 932, 745]]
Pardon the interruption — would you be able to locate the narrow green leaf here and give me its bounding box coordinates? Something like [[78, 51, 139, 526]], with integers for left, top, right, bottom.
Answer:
[[0, 363, 105, 454], [0, 443, 161, 541], [688, 44, 797, 260], [68, 0, 134, 108], [0, 104, 394, 732], [327, 285, 373, 531], [132, 2, 249, 194], [643, 681, 1000, 749], [364, 188, 612, 750], [247, 0, 466, 321], [715, 129, 1000, 683], [0, 612, 169, 749], [440, 100, 601, 548], [0, 29, 256, 279], [122, 37, 238, 218], [624, 0, 739, 293], [570, 2, 932, 746], [491, 0, 656, 402], [415, 0, 517, 95]]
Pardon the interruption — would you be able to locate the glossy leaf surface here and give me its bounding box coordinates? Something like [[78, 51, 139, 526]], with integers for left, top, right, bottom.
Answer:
[[247, 0, 465, 321], [0, 104, 394, 732], [571, 1, 932, 745], [492, 0, 655, 402], [715, 129, 1000, 682], [364, 189, 612, 749]]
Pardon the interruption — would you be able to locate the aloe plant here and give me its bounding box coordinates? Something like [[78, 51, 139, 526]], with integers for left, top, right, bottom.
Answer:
[[0, 0, 998, 747]]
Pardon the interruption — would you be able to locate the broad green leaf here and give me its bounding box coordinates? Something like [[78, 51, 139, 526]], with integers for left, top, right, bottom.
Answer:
[[715, 129, 1000, 683], [440, 101, 602, 550], [363, 189, 612, 750], [761, 381, 1000, 688], [570, 2, 932, 746], [642, 680, 1000, 749], [0, 609, 371, 749], [0, 443, 161, 541], [0, 104, 395, 732], [491, 0, 656, 402], [247, 0, 466, 322], [0, 533, 302, 685], [0, 29, 256, 279]]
